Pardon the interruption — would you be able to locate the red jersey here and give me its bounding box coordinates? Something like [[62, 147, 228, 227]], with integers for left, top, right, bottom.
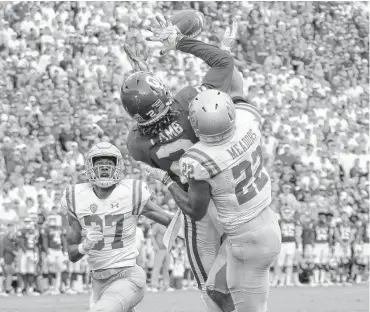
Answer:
[[44, 227, 65, 251], [336, 222, 354, 243], [301, 221, 315, 246], [20, 228, 39, 251], [279, 219, 300, 243], [314, 222, 330, 243], [127, 39, 234, 187]]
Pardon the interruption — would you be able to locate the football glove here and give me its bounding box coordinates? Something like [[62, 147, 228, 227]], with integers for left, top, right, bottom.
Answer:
[[123, 44, 149, 72], [220, 21, 238, 53], [146, 15, 185, 56], [144, 164, 174, 186], [80, 227, 104, 253]]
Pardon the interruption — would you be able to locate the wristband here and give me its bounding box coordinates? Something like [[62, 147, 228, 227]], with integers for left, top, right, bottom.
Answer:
[[166, 180, 175, 188], [78, 243, 87, 255]]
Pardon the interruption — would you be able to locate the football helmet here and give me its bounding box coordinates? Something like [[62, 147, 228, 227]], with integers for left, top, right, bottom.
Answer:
[[189, 89, 236, 145], [85, 142, 124, 188], [120, 71, 172, 126]]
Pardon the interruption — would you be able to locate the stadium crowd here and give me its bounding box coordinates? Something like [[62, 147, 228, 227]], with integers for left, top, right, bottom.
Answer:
[[0, 1, 369, 296]]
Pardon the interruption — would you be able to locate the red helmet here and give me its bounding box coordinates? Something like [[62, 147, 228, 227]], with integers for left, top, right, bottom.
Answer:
[[120, 71, 172, 126]]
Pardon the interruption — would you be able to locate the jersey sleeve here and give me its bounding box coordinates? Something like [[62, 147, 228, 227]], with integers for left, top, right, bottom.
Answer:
[[127, 130, 153, 165], [179, 150, 213, 181], [131, 180, 153, 216], [61, 186, 78, 221], [233, 96, 263, 125], [176, 37, 234, 92]]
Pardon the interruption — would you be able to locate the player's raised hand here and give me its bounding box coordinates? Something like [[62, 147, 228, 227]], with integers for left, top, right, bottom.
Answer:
[[143, 164, 168, 184], [220, 21, 238, 53], [146, 15, 184, 56], [124, 44, 149, 72]]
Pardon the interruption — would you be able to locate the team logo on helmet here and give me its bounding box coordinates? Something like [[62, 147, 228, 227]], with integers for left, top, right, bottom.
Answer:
[[90, 203, 98, 214]]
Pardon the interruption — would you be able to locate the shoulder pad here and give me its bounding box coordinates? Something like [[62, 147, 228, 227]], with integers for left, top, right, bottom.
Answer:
[[180, 146, 222, 180], [180, 151, 212, 181], [234, 102, 262, 124]]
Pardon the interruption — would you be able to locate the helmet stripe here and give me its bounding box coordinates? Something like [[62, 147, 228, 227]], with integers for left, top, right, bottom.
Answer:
[[235, 104, 262, 124], [187, 147, 221, 177]]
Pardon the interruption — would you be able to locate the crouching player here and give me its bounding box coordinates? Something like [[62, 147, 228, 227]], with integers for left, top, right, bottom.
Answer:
[[312, 212, 332, 286], [65, 142, 173, 312], [334, 212, 355, 285], [273, 206, 302, 287], [18, 218, 40, 296]]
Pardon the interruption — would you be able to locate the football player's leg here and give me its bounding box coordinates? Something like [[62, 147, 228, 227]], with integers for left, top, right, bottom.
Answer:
[[285, 243, 296, 286], [273, 244, 286, 286], [206, 240, 234, 312], [226, 207, 281, 312], [90, 265, 146, 312], [312, 245, 322, 285], [184, 214, 232, 312], [150, 248, 167, 290]]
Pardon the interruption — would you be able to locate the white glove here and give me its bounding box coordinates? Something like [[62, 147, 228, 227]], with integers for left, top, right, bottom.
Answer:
[[124, 44, 149, 72], [81, 228, 104, 253], [144, 164, 168, 183], [146, 15, 184, 56], [220, 21, 238, 53]]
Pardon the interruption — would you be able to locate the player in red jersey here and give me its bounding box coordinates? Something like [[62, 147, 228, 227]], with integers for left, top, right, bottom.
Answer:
[[334, 212, 356, 285], [312, 211, 333, 286], [18, 218, 40, 296], [273, 206, 302, 287], [355, 212, 369, 283], [121, 20, 240, 312], [42, 213, 68, 295]]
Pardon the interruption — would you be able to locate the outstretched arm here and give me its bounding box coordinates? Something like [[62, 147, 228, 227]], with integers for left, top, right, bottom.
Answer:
[[176, 37, 234, 92], [166, 179, 211, 221], [141, 200, 173, 227], [66, 214, 84, 263]]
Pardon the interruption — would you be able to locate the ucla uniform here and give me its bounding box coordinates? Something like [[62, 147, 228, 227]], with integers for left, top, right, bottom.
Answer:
[[180, 103, 281, 312], [62, 180, 151, 312]]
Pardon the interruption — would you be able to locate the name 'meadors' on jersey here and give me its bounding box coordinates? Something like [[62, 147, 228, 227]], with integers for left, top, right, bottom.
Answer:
[[61, 180, 152, 271], [179, 103, 271, 234]]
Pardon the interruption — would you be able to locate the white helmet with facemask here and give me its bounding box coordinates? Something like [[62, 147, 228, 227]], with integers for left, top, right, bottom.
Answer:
[[85, 142, 125, 188]]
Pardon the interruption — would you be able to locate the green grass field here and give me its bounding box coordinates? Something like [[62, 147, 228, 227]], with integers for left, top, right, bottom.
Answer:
[[0, 285, 368, 312]]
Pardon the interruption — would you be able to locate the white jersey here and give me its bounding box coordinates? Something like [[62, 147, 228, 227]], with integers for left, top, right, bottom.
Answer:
[[61, 180, 151, 271], [180, 102, 271, 234]]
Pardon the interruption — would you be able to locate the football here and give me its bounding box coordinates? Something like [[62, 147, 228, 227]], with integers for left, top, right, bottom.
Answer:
[[170, 9, 204, 38]]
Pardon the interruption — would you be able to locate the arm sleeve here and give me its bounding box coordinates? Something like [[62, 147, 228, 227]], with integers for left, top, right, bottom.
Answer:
[[176, 37, 234, 91], [132, 180, 153, 216]]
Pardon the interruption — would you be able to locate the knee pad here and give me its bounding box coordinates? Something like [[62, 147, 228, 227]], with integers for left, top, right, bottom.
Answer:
[[315, 264, 322, 270], [292, 265, 298, 273], [205, 287, 235, 312]]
